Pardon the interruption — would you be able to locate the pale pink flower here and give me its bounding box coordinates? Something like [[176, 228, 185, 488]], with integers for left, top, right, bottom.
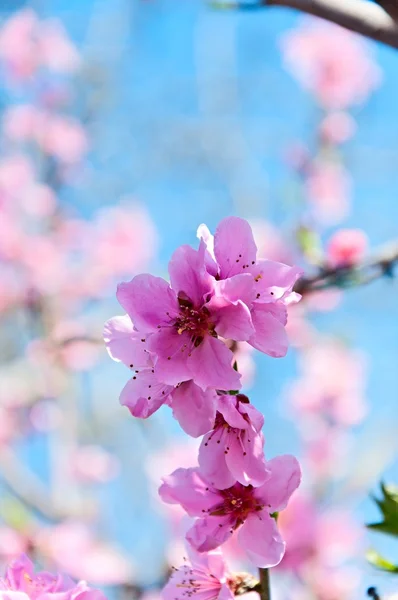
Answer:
[[282, 18, 381, 109], [288, 340, 367, 426], [0, 529, 28, 564], [159, 455, 301, 568], [3, 105, 43, 141], [198, 394, 269, 489], [0, 10, 39, 81], [37, 20, 80, 73], [326, 229, 368, 267], [250, 219, 295, 266], [70, 445, 119, 483], [305, 161, 351, 225], [163, 547, 234, 600], [42, 116, 88, 164], [36, 523, 131, 586], [0, 553, 106, 600], [319, 112, 357, 145]]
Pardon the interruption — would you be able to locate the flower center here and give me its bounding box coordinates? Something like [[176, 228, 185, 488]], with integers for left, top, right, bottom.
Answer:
[[174, 293, 215, 346], [210, 483, 263, 525]]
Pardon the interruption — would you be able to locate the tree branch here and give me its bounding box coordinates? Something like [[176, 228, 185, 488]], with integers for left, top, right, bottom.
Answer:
[[258, 568, 270, 600], [295, 240, 398, 295], [211, 0, 398, 50]]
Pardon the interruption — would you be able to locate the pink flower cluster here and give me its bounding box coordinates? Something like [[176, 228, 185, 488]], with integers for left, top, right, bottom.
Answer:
[[105, 217, 302, 576], [0, 554, 106, 600]]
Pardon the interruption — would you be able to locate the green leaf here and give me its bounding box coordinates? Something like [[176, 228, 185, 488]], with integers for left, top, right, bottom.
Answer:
[[367, 482, 398, 537], [366, 549, 398, 574], [296, 226, 323, 263]]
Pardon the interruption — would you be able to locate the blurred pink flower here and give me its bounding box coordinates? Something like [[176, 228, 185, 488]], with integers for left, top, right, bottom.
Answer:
[[0, 9, 79, 83], [305, 161, 351, 225], [0, 553, 106, 600], [70, 445, 119, 484], [326, 229, 368, 267], [319, 112, 357, 145], [249, 219, 295, 266], [36, 522, 132, 586], [282, 18, 381, 109], [288, 340, 367, 426], [0, 529, 28, 564]]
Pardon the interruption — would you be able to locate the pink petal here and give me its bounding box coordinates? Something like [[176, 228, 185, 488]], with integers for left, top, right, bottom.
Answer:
[[187, 516, 234, 552], [169, 244, 212, 307], [254, 455, 301, 512], [171, 382, 217, 437], [240, 402, 264, 433], [159, 468, 219, 517], [188, 336, 241, 391], [103, 315, 150, 368], [117, 274, 179, 332], [147, 328, 192, 385], [216, 395, 249, 429], [198, 432, 236, 490], [250, 260, 302, 302], [212, 300, 254, 342], [238, 512, 285, 567], [225, 431, 269, 487], [249, 304, 289, 357], [214, 217, 257, 279], [197, 224, 218, 277], [119, 369, 172, 418], [213, 273, 255, 307], [218, 585, 235, 600]]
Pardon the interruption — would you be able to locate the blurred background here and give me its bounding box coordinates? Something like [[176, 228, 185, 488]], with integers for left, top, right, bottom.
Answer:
[[0, 1, 397, 599]]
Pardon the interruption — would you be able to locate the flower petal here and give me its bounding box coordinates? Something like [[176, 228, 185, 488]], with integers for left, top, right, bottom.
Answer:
[[216, 395, 249, 429], [250, 260, 303, 302], [249, 304, 289, 357], [254, 455, 301, 512], [103, 315, 150, 368], [159, 468, 219, 517], [214, 217, 257, 279], [116, 274, 179, 332], [238, 512, 285, 568], [212, 300, 254, 342], [147, 328, 192, 385], [119, 369, 172, 418], [225, 430, 270, 487], [198, 431, 236, 490], [186, 516, 234, 552], [169, 244, 212, 307], [171, 382, 217, 438], [188, 336, 241, 391]]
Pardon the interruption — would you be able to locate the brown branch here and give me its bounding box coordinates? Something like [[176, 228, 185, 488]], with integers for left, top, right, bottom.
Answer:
[[295, 240, 398, 295], [211, 0, 398, 49], [258, 569, 270, 600]]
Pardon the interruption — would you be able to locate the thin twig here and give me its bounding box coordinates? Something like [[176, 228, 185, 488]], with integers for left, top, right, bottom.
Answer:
[[295, 240, 398, 296], [375, 0, 398, 21], [210, 0, 398, 50], [258, 568, 270, 600]]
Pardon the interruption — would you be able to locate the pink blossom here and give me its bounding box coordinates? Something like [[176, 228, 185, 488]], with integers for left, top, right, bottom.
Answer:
[[198, 394, 269, 489], [163, 547, 234, 600], [37, 20, 80, 73], [198, 217, 303, 358], [0, 529, 28, 564], [36, 523, 131, 586], [281, 17, 381, 110], [103, 315, 217, 436], [116, 243, 242, 391], [326, 229, 368, 267], [288, 341, 367, 426], [249, 219, 295, 266], [0, 554, 106, 600], [305, 161, 351, 225], [159, 455, 301, 568], [70, 445, 119, 483]]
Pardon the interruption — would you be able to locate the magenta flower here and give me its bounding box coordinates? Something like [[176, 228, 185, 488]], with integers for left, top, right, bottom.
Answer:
[[104, 315, 217, 436], [159, 455, 301, 568], [198, 394, 269, 489], [198, 217, 302, 358], [0, 554, 106, 600], [116, 243, 243, 391], [162, 547, 234, 600]]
